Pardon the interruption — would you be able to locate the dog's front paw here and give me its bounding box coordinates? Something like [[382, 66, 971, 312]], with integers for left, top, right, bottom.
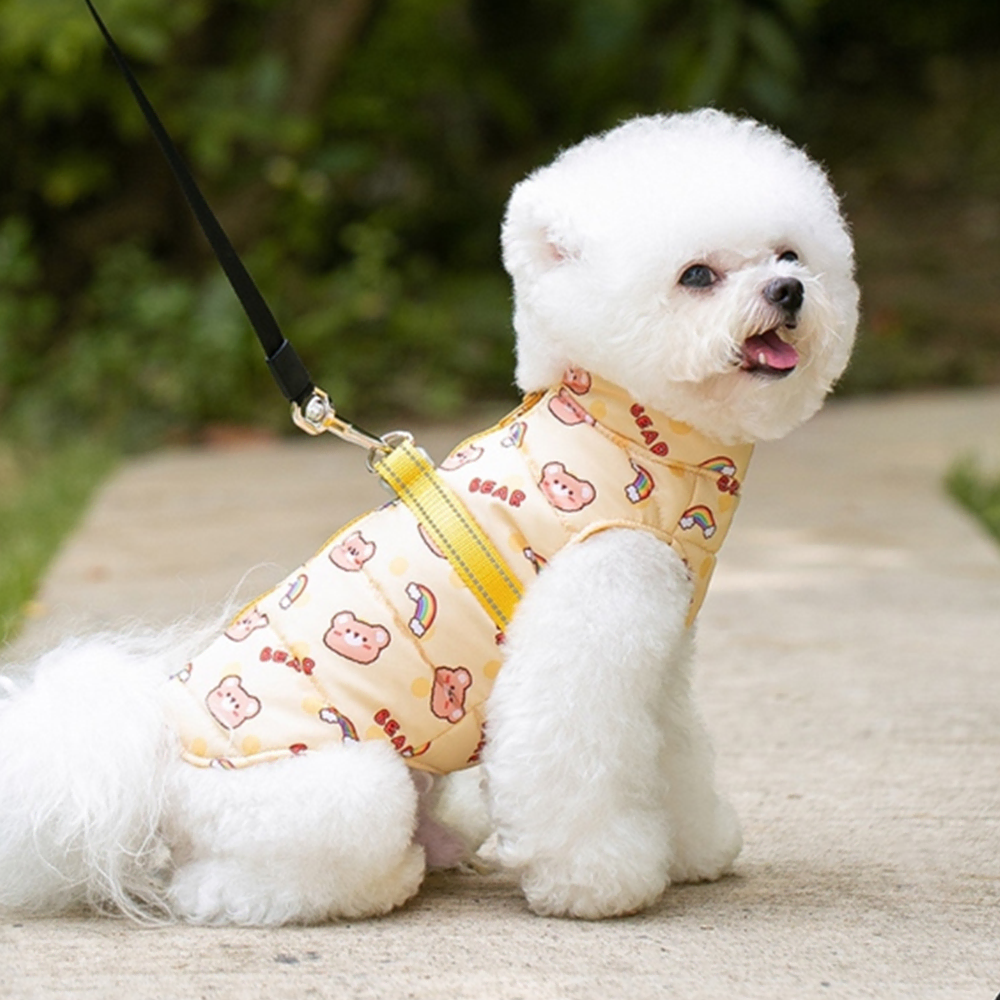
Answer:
[[519, 856, 669, 919], [667, 797, 742, 884], [504, 827, 672, 919]]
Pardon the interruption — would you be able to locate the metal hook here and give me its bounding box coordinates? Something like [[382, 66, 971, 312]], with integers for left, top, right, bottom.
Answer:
[[291, 389, 415, 476], [291, 389, 386, 450]]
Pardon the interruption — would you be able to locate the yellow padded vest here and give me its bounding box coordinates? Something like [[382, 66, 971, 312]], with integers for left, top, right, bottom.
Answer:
[[163, 369, 753, 774]]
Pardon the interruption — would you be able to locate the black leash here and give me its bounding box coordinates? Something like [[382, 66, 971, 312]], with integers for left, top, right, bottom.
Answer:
[[83, 0, 355, 427], [81, 1, 530, 635]]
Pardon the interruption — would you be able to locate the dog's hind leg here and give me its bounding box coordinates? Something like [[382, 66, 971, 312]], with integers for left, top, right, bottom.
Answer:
[[0, 637, 173, 920], [164, 740, 426, 925], [483, 528, 696, 919]]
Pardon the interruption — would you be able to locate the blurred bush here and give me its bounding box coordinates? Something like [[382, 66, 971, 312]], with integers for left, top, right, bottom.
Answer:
[[1, 0, 998, 445], [948, 459, 1000, 545], [793, 0, 1000, 397]]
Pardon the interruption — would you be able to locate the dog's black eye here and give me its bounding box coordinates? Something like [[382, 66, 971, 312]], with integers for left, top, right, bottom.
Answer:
[[778, 249, 799, 263], [679, 264, 717, 288]]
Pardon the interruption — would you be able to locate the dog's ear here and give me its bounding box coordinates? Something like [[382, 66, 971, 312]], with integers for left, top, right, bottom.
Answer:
[[501, 184, 583, 282]]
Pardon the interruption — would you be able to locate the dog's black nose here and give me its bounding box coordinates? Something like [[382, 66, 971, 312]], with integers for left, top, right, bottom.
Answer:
[[764, 277, 804, 315]]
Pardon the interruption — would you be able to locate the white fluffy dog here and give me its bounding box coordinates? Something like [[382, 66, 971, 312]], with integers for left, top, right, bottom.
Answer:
[[0, 110, 858, 924]]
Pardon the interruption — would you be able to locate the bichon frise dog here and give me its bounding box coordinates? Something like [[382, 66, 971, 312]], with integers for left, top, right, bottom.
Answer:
[[0, 109, 858, 924]]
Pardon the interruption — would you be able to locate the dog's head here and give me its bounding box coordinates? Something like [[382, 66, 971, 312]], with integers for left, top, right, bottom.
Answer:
[[502, 110, 859, 443]]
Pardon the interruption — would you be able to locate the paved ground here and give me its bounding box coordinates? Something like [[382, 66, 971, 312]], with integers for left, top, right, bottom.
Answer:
[[2, 389, 1000, 1000]]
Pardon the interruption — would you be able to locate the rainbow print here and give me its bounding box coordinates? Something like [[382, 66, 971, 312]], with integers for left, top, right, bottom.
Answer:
[[679, 505, 717, 539], [501, 420, 527, 448], [319, 706, 359, 742], [405, 581, 438, 637], [699, 456, 737, 477], [279, 573, 308, 609], [625, 460, 655, 503], [523, 547, 548, 574]]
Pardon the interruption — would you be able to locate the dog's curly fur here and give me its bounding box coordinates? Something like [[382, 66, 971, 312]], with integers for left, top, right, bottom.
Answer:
[[0, 110, 857, 924]]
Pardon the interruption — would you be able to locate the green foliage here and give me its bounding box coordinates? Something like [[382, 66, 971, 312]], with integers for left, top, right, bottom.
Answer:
[[0, 0, 998, 444], [0, 218, 59, 413], [0, 0, 820, 444], [1, 0, 997, 634], [0, 436, 117, 644], [803, 0, 1000, 396], [948, 460, 1000, 547]]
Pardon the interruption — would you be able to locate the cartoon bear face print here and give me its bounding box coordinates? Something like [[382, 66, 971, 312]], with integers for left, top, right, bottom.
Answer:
[[548, 387, 595, 426], [539, 462, 596, 512], [224, 607, 269, 642], [329, 530, 376, 572], [418, 522, 447, 559], [206, 675, 261, 730], [439, 443, 484, 470], [562, 367, 592, 395], [323, 611, 391, 664], [430, 666, 472, 723]]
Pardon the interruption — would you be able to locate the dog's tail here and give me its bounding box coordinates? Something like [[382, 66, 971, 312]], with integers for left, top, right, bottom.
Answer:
[[0, 634, 175, 921]]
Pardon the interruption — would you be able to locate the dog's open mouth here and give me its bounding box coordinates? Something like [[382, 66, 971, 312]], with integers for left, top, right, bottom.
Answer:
[[740, 329, 799, 378]]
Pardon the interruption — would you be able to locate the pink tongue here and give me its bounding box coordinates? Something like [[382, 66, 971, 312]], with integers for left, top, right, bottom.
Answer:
[[744, 330, 799, 370]]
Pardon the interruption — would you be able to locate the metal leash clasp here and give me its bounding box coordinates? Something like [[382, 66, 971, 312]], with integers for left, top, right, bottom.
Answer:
[[291, 388, 414, 477]]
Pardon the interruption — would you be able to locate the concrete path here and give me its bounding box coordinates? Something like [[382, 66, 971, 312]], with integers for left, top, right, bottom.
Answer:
[[2, 390, 1000, 1000]]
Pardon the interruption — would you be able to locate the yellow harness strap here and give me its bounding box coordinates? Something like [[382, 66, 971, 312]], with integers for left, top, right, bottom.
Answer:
[[371, 439, 523, 631]]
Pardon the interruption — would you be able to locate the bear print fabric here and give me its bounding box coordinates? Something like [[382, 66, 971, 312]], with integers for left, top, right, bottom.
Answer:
[[162, 370, 753, 774]]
